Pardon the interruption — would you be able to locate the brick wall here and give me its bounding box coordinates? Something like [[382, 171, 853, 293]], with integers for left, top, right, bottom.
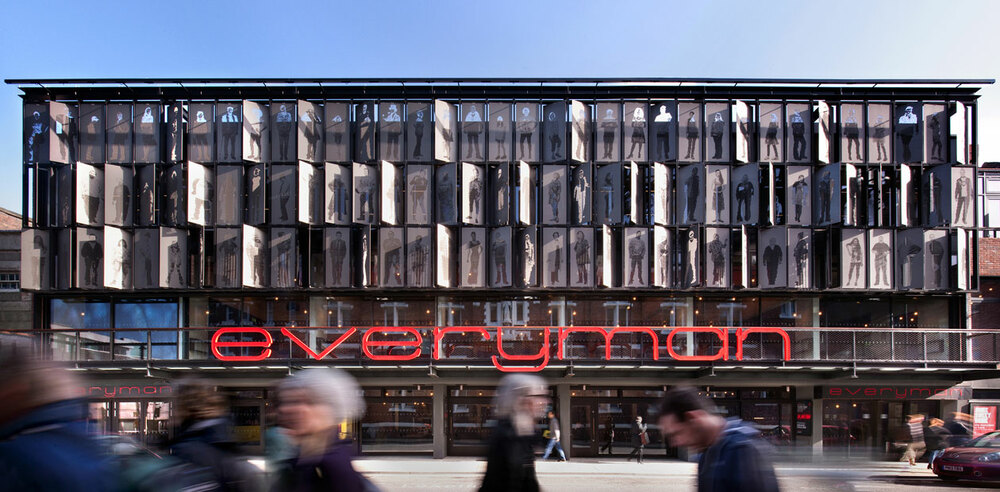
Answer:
[[981, 238, 1000, 277], [0, 208, 21, 231]]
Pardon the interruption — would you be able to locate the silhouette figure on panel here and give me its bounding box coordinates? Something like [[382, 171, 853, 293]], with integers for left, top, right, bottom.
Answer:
[[762, 237, 783, 286], [601, 171, 614, 220], [684, 167, 700, 223], [818, 170, 832, 223], [384, 230, 403, 286], [793, 232, 809, 287], [844, 108, 861, 161], [409, 171, 428, 221], [573, 168, 588, 224], [249, 107, 265, 160], [547, 111, 562, 160], [518, 107, 535, 160], [221, 106, 240, 160], [685, 230, 698, 287], [26, 110, 47, 162], [494, 115, 508, 160], [383, 104, 402, 160], [358, 104, 374, 161], [248, 235, 265, 286], [331, 113, 345, 146], [465, 105, 483, 159], [735, 174, 754, 223], [413, 110, 426, 158], [112, 179, 130, 225], [927, 173, 943, 224], [872, 238, 890, 287], [601, 108, 617, 160], [764, 113, 779, 161], [657, 238, 670, 286], [791, 175, 808, 223], [654, 104, 672, 160], [710, 113, 725, 159], [494, 235, 509, 285], [83, 168, 102, 224], [330, 231, 347, 285], [547, 173, 562, 220], [573, 105, 590, 161], [707, 233, 727, 286], [464, 232, 482, 285], [549, 231, 562, 284], [574, 230, 589, 284], [137, 106, 156, 161], [791, 112, 806, 160], [468, 168, 483, 222], [897, 106, 918, 162], [302, 109, 321, 161], [497, 167, 509, 218], [438, 171, 454, 222], [80, 239, 102, 287], [846, 238, 863, 287], [410, 235, 427, 286], [275, 104, 293, 161], [899, 236, 922, 289], [929, 114, 943, 162], [329, 174, 347, 221], [955, 173, 972, 224], [219, 237, 239, 286], [523, 233, 535, 286], [872, 116, 889, 162], [929, 239, 945, 288], [167, 241, 183, 286], [684, 111, 699, 159], [115, 239, 131, 286], [627, 107, 646, 160], [628, 231, 645, 285], [711, 171, 725, 223]]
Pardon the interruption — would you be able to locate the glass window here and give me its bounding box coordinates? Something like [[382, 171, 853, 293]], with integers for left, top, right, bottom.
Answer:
[[114, 300, 179, 360], [0, 272, 20, 291], [51, 299, 110, 361]]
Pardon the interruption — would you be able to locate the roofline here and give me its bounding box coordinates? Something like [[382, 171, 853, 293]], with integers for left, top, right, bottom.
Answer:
[[5, 77, 996, 87]]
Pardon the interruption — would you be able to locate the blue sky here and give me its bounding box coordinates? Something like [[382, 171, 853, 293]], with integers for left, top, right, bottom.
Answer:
[[1, 0, 998, 214]]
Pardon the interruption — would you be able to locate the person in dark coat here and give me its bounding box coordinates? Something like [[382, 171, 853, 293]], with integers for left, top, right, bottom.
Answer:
[[658, 386, 780, 492], [0, 355, 119, 491], [599, 419, 616, 455], [273, 368, 370, 492], [171, 380, 262, 492], [627, 415, 648, 463], [479, 374, 549, 492], [945, 412, 973, 447], [924, 418, 950, 469]]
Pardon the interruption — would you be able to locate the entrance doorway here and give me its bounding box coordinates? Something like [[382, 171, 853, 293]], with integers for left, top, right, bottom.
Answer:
[[569, 388, 666, 458], [88, 400, 171, 448]]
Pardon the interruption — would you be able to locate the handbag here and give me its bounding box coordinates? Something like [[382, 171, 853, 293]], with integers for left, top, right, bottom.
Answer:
[[639, 432, 649, 446]]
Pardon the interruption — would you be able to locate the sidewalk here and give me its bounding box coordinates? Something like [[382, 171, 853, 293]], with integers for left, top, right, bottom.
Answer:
[[352, 457, 944, 491]]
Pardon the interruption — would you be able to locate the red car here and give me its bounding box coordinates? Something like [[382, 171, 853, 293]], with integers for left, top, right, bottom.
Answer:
[[933, 431, 1000, 481]]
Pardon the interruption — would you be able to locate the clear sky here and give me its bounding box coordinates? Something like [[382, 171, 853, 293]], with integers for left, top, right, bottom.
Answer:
[[1, 0, 998, 214]]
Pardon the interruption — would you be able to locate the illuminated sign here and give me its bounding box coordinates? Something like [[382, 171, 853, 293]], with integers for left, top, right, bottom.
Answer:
[[83, 385, 173, 398], [210, 325, 792, 372], [821, 386, 972, 400]]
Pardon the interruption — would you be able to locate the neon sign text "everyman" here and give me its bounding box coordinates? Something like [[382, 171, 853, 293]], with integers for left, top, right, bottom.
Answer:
[[211, 326, 791, 373]]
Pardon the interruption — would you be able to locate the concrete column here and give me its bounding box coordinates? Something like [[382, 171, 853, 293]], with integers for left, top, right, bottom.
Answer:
[[433, 384, 446, 458], [811, 397, 823, 459], [557, 383, 571, 459]]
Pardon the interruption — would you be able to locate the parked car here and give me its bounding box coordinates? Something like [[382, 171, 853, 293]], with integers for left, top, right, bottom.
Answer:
[[933, 431, 1000, 481]]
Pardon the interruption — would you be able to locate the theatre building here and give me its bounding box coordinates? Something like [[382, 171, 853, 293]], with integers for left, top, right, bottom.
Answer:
[[11, 77, 1000, 459]]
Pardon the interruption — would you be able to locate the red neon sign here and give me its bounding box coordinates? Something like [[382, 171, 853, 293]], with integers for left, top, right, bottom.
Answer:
[[210, 326, 792, 372]]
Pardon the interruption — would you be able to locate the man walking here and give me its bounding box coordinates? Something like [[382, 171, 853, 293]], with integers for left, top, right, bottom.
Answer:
[[627, 415, 648, 463], [658, 386, 779, 491], [541, 410, 566, 461]]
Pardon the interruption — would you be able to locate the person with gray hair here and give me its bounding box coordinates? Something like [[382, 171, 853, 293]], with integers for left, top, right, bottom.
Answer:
[[273, 368, 371, 492], [479, 374, 549, 492]]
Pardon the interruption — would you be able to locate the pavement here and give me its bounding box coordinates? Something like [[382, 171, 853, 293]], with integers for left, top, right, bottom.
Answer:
[[350, 457, 1000, 491]]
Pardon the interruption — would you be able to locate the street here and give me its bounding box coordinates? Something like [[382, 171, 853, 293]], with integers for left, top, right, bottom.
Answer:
[[353, 458, 1000, 491]]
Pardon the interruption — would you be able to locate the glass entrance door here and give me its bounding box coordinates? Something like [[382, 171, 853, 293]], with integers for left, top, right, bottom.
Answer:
[[570, 402, 597, 456]]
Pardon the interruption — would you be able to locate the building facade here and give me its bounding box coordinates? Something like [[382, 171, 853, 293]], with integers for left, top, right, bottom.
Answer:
[[10, 78, 999, 458]]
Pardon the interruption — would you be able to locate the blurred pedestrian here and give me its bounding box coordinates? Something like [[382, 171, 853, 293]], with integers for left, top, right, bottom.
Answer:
[[479, 374, 549, 492], [170, 379, 263, 492], [924, 418, 949, 469], [901, 414, 926, 466], [0, 354, 119, 491], [627, 415, 648, 463], [657, 386, 779, 492], [599, 419, 615, 456], [272, 368, 372, 492], [945, 412, 973, 448], [541, 410, 566, 461]]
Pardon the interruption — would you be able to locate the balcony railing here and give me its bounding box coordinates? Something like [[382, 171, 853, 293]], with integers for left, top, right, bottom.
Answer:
[[3, 325, 999, 370]]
